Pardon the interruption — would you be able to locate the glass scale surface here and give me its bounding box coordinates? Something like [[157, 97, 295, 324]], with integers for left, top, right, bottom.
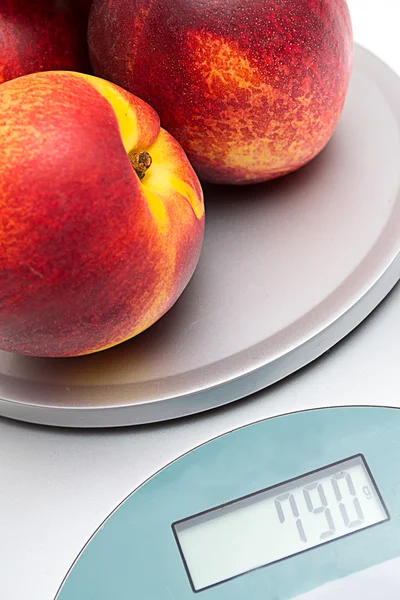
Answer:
[[1, 4, 400, 600]]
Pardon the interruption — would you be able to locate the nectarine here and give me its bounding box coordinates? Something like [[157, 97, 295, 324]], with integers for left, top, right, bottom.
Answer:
[[0, 72, 204, 357], [88, 0, 353, 184], [0, 0, 90, 84]]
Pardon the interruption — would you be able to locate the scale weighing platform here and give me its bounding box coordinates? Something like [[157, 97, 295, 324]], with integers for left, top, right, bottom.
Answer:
[[1, 5, 400, 599]]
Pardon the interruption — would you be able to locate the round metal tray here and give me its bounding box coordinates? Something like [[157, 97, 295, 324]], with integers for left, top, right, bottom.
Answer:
[[1, 46, 400, 428]]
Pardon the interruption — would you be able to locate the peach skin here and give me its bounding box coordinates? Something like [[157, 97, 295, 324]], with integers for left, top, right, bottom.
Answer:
[[0, 71, 204, 357], [0, 0, 91, 84]]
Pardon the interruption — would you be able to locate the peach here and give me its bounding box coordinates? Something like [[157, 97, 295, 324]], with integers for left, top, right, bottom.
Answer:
[[0, 71, 204, 357], [88, 0, 353, 184], [0, 0, 90, 84]]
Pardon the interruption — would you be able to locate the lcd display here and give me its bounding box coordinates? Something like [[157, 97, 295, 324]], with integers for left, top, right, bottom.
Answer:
[[173, 455, 389, 592]]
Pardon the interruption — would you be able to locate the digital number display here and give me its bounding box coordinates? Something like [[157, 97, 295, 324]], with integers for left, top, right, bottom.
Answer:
[[173, 455, 389, 592]]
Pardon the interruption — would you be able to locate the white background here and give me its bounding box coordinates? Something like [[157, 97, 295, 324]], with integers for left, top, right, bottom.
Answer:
[[347, 1, 400, 76]]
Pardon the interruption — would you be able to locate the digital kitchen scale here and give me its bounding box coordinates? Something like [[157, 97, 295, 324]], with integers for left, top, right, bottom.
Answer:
[[0, 45, 399, 428], [55, 406, 400, 600], [1, 18, 400, 600]]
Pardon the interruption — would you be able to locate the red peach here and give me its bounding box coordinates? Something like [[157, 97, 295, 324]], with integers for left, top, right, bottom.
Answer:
[[0, 0, 90, 84], [0, 72, 204, 357], [88, 0, 353, 184]]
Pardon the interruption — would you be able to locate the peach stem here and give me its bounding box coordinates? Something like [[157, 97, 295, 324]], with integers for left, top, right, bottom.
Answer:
[[129, 150, 152, 180]]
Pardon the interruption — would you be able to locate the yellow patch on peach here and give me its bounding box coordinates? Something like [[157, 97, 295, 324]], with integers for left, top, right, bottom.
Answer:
[[127, 130, 204, 340], [184, 31, 333, 178], [69, 73, 192, 234], [70, 72, 141, 152], [68, 72, 203, 229], [69, 74, 203, 249], [144, 128, 204, 220], [141, 187, 169, 231]]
